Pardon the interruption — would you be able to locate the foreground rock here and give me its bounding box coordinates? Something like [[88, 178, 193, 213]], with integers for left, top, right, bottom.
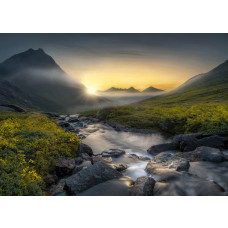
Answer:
[[79, 143, 93, 156], [176, 146, 223, 162], [145, 152, 190, 182], [130, 176, 155, 196], [102, 149, 126, 158], [56, 158, 76, 177], [65, 162, 122, 195]]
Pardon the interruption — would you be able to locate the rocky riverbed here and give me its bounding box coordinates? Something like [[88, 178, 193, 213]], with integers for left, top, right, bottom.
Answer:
[[44, 113, 228, 196]]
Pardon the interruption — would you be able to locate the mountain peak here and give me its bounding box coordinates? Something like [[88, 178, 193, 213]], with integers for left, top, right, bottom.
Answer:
[[142, 86, 164, 93], [0, 48, 61, 76]]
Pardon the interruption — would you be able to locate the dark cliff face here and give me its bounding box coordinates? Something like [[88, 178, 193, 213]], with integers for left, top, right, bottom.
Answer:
[[0, 49, 108, 112]]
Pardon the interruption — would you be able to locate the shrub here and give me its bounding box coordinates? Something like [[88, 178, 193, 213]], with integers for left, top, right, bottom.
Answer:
[[0, 112, 79, 195]]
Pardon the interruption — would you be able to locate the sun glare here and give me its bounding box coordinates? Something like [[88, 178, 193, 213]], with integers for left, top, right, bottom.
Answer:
[[87, 86, 96, 95]]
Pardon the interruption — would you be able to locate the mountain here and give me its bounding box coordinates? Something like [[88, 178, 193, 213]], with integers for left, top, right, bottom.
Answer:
[[142, 86, 164, 93], [0, 48, 108, 112], [105, 87, 140, 93], [138, 59, 228, 106]]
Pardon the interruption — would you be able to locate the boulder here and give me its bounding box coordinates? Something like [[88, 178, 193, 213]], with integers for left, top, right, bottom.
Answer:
[[102, 149, 126, 157], [112, 163, 128, 172], [75, 157, 83, 165], [58, 121, 70, 128], [222, 150, 228, 161], [173, 134, 228, 152], [65, 162, 122, 195], [130, 176, 155, 196], [73, 160, 92, 173], [50, 179, 67, 196], [176, 160, 190, 171], [92, 155, 113, 164], [56, 157, 76, 177], [198, 146, 223, 163], [80, 153, 92, 161], [79, 143, 93, 156], [147, 143, 178, 155]]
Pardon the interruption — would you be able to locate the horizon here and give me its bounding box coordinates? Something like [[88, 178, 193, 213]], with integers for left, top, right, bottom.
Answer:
[[0, 34, 228, 91]]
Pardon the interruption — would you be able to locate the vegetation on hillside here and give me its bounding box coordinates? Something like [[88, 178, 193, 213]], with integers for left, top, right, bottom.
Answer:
[[83, 103, 228, 135], [0, 112, 79, 196]]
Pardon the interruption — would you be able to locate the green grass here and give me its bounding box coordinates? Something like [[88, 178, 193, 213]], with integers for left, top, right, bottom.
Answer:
[[0, 112, 80, 196]]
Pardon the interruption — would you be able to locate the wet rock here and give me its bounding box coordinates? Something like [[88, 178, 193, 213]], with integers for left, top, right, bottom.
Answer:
[[73, 160, 92, 173], [102, 149, 126, 158], [58, 121, 70, 128], [198, 146, 223, 163], [223, 150, 228, 161], [113, 163, 128, 172], [68, 117, 79, 122], [147, 143, 178, 155], [65, 162, 122, 195], [176, 146, 223, 163], [50, 179, 66, 196], [56, 157, 76, 177], [138, 156, 151, 161], [80, 153, 92, 161], [130, 176, 155, 196], [79, 143, 93, 156], [173, 134, 228, 152], [92, 155, 113, 164], [75, 157, 83, 165], [176, 160, 190, 171]]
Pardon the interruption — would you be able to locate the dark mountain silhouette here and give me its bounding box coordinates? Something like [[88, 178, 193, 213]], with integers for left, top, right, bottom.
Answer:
[[0, 48, 109, 112], [105, 87, 140, 93], [142, 86, 164, 93]]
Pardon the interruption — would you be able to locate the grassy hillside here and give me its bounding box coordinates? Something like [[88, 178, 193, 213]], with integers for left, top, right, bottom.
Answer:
[[0, 112, 79, 195]]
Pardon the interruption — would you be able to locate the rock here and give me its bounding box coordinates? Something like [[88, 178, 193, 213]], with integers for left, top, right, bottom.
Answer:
[[173, 134, 228, 152], [75, 157, 83, 165], [198, 146, 223, 163], [108, 122, 127, 131], [73, 160, 92, 173], [92, 155, 113, 164], [65, 162, 122, 195], [176, 146, 223, 163], [138, 156, 151, 161], [56, 157, 76, 177], [58, 121, 70, 128], [50, 179, 66, 196], [113, 163, 128, 172], [43, 174, 58, 186], [79, 143, 93, 156], [130, 176, 155, 196], [80, 153, 92, 161], [147, 143, 178, 155], [176, 160, 190, 171], [68, 117, 79, 122], [102, 149, 126, 157], [222, 150, 228, 161], [145, 152, 189, 181]]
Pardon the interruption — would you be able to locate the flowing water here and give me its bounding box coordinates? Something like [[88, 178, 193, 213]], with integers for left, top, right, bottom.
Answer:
[[77, 122, 170, 195]]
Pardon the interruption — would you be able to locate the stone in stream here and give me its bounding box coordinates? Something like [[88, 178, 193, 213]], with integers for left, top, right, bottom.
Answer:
[[175, 146, 223, 163], [147, 142, 178, 155], [56, 157, 76, 177], [130, 176, 156, 196], [223, 150, 228, 161], [112, 163, 128, 172], [65, 162, 122, 195], [79, 143, 93, 156], [92, 155, 113, 164], [102, 148, 126, 158]]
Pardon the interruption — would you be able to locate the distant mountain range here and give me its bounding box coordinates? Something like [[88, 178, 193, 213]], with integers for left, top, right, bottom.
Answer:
[[103, 86, 164, 93], [0, 48, 109, 112]]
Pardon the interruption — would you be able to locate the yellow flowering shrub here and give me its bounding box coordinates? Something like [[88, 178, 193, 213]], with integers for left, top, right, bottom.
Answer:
[[0, 112, 80, 195]]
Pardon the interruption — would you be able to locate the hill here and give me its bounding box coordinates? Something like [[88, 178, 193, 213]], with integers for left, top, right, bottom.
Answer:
[[142, 86, 164, 93], [0, 48, 108, 112]]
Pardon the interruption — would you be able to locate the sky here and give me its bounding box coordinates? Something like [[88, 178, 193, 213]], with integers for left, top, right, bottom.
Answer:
[[0, 34, 228, 91]]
